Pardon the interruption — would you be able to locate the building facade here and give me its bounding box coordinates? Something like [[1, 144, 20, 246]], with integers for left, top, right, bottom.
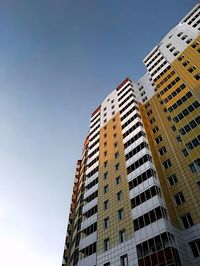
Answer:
[[62, 3, 200, 266]]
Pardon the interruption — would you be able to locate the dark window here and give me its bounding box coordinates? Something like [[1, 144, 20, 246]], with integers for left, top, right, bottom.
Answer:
[[189, 239, 200, 257], [167, 174, 178, 186], [181, 213, 194, 229], [174, 192, 185, 205], [104, 238, 109, 251]]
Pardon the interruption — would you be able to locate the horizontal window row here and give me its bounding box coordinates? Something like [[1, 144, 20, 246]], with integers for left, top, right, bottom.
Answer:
[[173, 100, 200, 123], [84, 190, 98, 203], [120, 98, 137, 115], [146, 51, 161, 67], [87, 156, 99, 168], [87, 166, 99, 178], [144, 48, 159, 65], [134, 206, 167, 231], [89, 133, 99, 145], [83, 205, 97, 218], [117, 82, 132, 96], [120, 106, 139, 121], [85, 177, 98, 191], [88, 147, 99, 158], [148, 55, 164, 71], [150, 60, 168, 77], [179, 116, 200, 135], [119, 94, 135, 108], [90, 111, 100, 124], [124, 131, 146, 149], [129, 168, 156, 190], [126, 141, 148, 161], [186, 135, 200, 150], [153, 65, 171, 82], [168, 91, 193, 112], [159, 77, 180, 95], [121, 113, 141, 129], [82, 222, 97, 237], [89, 124, 100, 136], [131, 185, 161, 208], [90, 118, 100, 130], [79, 242, 96, 258], [123, 121, 143, 139], [127, 154, 152, 175], [137, 232, 178, 261], [183, 5, 200, 22], [164, 83, 186, 104], [118, 87, 135, 102]]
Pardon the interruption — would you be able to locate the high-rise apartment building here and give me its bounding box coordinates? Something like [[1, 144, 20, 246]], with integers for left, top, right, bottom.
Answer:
[[62, 3, 200, 266]]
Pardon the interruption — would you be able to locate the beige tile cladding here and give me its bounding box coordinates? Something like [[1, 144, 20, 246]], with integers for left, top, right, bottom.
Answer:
[[139, 35, 200, 229], [96, 112, 134, 254]]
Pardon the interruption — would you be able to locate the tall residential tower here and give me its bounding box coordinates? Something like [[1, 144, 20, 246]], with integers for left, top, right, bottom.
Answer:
[[62, 3, 200, 266]]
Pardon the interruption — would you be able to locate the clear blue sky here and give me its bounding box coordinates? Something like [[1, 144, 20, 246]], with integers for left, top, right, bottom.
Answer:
[[0, 1, 197, 265]]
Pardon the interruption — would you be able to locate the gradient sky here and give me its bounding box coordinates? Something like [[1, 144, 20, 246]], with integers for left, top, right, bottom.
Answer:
[[0, 1, 197, 265]]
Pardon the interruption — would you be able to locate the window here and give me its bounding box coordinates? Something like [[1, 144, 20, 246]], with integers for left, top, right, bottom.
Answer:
[[194, 73, 200, 80], [115, 151, 119, 159], [104, 217, 109, 229], [181, 34, 187, 40], [104, 141, 107, 147], [111, 105, 115, 109], [113, 125, 116, 130], [181, 213, 194, 229], [104, 161, 108, 167], [189, 239, 200, 257], [104, 238, 109, 251], [152, 126, 158, 133], [104, 133, 107, 138], [112, 111, 115, 115], [188, 66, 196, 73], [119, 229, 126, 243], [120, 254, 128, 266], [115, 163, 120, 171], [197, 181, 200, 191], [104, 200, 108, 210], [113, 133, 117, 138], [117, 191, 122, 201], [171, 125, 176, 131], [104, 172, 108, 180], [159, 146, 167, 156], [104, 151, 107, 157], [104, 263, 110, 266], [178, 55, 184, 61], [182, 60, 190, 66], [116, 175, 121, 184], [114, 142, 118, 148], [163, 159, 172, 169], [191, 42, 199, 48], [113, 118, 116, 122], [104, 185, 108, 193], [118, 208, 124, 220], [182, 148, 189, 157], [189, 158, 200, 173], [111, 99, 114, 103], [155, 135, 163, 144], [174, 192, 185, 205], [167, 174, 178, 186], [176, 135, 182, 143], [104, 119, 107, 123]]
